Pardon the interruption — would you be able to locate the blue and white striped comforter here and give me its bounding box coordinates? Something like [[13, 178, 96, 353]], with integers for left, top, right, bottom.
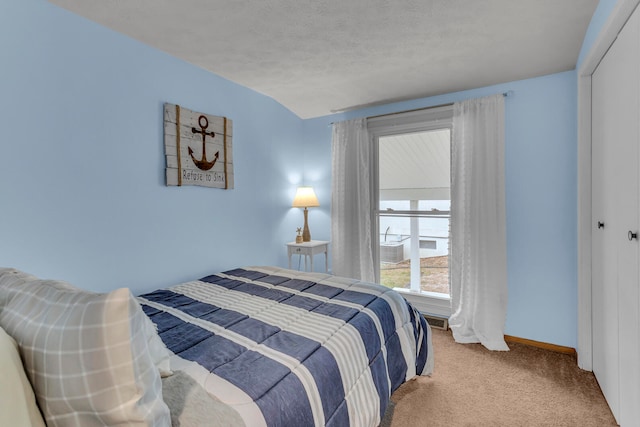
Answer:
[[138, 266, 433, 427]]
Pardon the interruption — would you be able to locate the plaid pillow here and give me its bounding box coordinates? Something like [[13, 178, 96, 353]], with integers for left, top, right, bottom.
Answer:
[[0, 269, 170, 427]]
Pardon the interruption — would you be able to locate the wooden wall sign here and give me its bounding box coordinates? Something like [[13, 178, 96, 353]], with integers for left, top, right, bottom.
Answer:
[[164, 103, 234, 189]]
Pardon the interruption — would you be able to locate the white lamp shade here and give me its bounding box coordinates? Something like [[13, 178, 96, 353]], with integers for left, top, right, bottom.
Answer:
[[292, 187, 320, 208]]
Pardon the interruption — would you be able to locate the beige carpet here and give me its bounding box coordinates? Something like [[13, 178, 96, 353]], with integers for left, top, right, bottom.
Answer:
[[386, 329, 617, 426]]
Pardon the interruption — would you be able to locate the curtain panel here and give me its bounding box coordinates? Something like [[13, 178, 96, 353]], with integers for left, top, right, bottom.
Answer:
[[449, 94, 509, 351], [330, 118, 376, 282]]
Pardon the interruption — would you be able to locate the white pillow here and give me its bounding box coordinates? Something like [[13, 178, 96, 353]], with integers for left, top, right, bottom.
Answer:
[[0, 269, 171, 427], [0, 325, 46, 427]]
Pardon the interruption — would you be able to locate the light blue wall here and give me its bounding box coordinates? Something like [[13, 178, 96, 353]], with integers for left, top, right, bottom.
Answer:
[[1, 0, 619, 347], [0, 0, 304, 293], [303, 71, 579, 347], [298, 0, 623, 349]]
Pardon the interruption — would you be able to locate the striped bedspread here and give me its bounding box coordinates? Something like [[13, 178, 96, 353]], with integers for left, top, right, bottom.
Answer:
[[138, 266, 433, 427]]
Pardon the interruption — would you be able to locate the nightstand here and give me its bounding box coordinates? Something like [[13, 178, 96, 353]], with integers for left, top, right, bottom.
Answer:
[[286, 240, 329, 273]]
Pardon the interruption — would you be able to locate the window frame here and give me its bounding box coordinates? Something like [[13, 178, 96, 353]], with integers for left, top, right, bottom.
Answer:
[[368, 105, 454, 316]]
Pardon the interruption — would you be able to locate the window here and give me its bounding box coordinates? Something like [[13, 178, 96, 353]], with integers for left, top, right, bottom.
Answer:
[[378, 129, 450, 295], [369, 106, 453, 315]]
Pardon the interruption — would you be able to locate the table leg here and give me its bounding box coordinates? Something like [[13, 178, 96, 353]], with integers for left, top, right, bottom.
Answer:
[[325, 249, 328, 273]]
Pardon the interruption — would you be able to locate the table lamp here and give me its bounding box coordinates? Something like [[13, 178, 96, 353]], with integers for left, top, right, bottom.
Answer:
[[292, 186, 320, 242]]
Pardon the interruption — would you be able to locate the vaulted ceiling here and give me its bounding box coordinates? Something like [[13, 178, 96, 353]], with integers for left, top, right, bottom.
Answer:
[[48, 0, 599, 118]]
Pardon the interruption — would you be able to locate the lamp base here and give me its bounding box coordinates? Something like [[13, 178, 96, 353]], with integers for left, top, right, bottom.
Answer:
[[302, 207, 311, 242]]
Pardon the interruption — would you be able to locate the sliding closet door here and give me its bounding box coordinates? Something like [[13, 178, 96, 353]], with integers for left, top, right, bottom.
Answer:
[[614, 8, 640, 425], [591, 5, 640, 425], [591, 52, 618, 419], [591, 39, 621, 422]]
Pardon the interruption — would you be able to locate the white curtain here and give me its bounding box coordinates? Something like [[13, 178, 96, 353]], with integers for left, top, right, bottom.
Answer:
[[331, 118, 376, 282], [449, 94, 509, 351]]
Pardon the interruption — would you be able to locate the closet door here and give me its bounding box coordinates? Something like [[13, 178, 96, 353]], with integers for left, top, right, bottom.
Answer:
[[591, 5, 640, 425], [592, 38, 621, 422], [591, 58, 620, 418], [615, 8, 640, 425]]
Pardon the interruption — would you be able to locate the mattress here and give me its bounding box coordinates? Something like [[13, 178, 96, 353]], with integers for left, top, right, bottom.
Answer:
[[138, 266, 433, 427]]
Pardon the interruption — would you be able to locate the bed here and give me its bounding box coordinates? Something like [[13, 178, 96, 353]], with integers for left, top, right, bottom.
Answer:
[[0, 266, 433, 427]]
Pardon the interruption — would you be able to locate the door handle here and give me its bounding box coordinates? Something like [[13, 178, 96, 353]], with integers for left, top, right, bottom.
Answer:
[[629, 231, 638, 241], [598, 221, 605, 229]]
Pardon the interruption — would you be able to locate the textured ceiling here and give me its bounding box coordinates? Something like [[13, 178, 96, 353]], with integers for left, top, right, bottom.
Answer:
[[48, 0, 599, 118]]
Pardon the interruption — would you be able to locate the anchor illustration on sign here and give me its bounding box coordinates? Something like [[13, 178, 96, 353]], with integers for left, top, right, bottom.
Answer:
[[189, 115, 219, 171]]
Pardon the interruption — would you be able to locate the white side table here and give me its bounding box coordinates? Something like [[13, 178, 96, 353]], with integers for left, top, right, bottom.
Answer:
[[286, 240, 329, 273]]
